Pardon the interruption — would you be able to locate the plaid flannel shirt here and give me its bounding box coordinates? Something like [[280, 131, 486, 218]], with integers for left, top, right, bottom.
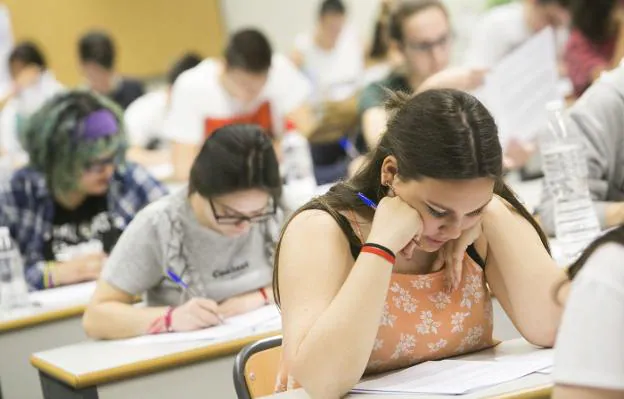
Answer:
[[0, 163, 168, 289]]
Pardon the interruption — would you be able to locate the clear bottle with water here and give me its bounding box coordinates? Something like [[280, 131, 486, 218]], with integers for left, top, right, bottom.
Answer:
[[281, 121, 316, 185], [539, 100, 601, 263], [280, 121, 318, 210], [0, 227, 30, 312]]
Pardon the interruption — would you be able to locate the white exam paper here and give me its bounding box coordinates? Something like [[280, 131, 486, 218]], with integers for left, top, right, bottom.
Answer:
[[474, 27, 562, 149], [118, 305, 281, 345], [352, 349, 553, 395]]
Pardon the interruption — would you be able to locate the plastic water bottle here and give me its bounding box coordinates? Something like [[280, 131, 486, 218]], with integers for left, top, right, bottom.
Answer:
[[281, 121, 316, 185], [0, 227, 30, 311], [539, 100, 601, 263], [280, 121, 317, 210]]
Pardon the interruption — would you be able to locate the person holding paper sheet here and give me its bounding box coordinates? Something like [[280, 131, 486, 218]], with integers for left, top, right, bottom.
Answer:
[[552, 225, 624, 399], [273, 89, 566, 398], [0, 90, 166, 291], [358, 0, 487, 152], [565, 0, 624, 97], [464, 0, 570, 70], [83, 124, 282, 339], [537, 62, 624, 233]]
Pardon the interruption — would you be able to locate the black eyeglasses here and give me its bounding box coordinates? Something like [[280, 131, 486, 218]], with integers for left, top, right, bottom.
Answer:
[[405, 32, 453, 54], [84, 155, 116, 173], [209, 198, 276, 225]]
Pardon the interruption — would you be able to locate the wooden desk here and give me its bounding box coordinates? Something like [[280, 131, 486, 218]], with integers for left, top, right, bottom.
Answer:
[[261, 340, 552, 399], [0, 282, 95, 399], [31, 329, 280, 399]]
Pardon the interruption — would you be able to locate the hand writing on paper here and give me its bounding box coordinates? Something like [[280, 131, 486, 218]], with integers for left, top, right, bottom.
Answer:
[[432, 221, 483, 292], [170, 298, 222, 332], [218, 290, 267, 319]]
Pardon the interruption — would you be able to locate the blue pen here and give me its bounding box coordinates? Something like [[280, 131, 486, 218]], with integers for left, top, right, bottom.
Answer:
[[339, 137, 360, 159], [357, 192, 378, 210], [166, 268, 224, 323], [166, 268, 196, 293]]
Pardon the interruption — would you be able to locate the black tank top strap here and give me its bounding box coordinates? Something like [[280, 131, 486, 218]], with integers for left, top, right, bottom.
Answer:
[[466, 244, 486, 269]]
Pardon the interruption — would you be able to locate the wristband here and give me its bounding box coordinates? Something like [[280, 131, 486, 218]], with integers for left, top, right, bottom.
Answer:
[[259, 287, 270, 305], [361, 243, 396, 265], [164, 306, 175, 332]]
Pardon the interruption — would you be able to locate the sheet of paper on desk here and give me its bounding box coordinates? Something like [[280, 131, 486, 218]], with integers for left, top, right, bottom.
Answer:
[[28, 281, 96, 308], [118, 305, 281, 345], [351, 350, 553, 395], [474, 27, 561, 149]]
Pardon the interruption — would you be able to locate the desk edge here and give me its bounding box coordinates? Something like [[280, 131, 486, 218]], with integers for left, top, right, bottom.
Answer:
[[31, 330, 280, 388], [487, 384, 553, 399], [0, 305, 86, 333]]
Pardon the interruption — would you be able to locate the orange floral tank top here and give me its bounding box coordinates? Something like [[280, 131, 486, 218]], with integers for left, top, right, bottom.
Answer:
[[275, 210, 495, 393]]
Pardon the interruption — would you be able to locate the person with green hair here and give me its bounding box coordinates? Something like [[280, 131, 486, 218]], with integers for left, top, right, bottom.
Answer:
[[0, 90, 167, 290]]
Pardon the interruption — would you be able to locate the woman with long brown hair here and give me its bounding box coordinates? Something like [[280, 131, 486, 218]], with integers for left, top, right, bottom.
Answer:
[[273, 88, 565, 398]]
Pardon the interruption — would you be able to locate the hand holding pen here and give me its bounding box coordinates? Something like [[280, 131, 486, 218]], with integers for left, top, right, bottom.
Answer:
[[165, 268, 225, 331], [357, 192, 423, 256]]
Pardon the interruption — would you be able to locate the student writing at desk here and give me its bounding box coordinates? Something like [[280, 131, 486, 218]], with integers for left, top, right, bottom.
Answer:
[[78, 31, 145, 110], [0, 90, 166, 290], [164, 29, 312, 181], [553, 225, 624, 398], [83, 124, 282, 339], [273, 89, 566, 398]]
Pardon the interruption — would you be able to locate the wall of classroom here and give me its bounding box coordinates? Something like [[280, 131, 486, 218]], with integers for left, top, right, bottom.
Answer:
[[4, 0, 226, 86], [220, 0, 489, 62]]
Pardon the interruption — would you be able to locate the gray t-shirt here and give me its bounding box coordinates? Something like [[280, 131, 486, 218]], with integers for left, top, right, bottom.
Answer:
[[102, 188, 279, 306]]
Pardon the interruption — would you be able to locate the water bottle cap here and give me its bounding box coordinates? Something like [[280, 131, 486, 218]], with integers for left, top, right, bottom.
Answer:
[[284, 120, 296, 132]]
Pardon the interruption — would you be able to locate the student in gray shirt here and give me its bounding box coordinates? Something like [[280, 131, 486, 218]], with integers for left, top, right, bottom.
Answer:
[[538, 61, 624, 234], [83, 124, 282, 339]]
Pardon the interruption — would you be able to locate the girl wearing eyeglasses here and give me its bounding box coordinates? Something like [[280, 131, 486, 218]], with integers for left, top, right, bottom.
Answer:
[[83, 124, 282, 339], [0, 90, 166, 291]]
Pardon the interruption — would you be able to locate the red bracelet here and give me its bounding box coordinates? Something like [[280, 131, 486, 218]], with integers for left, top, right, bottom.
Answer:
[[259, 287, 270, 305], [164, 306, 175, 332], [361, 244, 396, 265]]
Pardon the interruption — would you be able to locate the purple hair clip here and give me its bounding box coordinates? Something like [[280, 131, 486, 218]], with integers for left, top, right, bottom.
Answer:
[[78, 109, 118, 140]]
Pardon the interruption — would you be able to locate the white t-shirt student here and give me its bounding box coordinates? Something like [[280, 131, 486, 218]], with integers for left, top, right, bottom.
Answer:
[[294, 23, 363, 106], [464, 2, 568, 68], [163, 54, 311, 144], [554, 243, 624, 392], [124, 89, 168, 148], [0, 70, 63, 155]]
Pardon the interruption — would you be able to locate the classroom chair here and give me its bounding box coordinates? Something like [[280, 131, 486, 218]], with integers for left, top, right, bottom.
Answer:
[[233, 335, 283, 399]]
